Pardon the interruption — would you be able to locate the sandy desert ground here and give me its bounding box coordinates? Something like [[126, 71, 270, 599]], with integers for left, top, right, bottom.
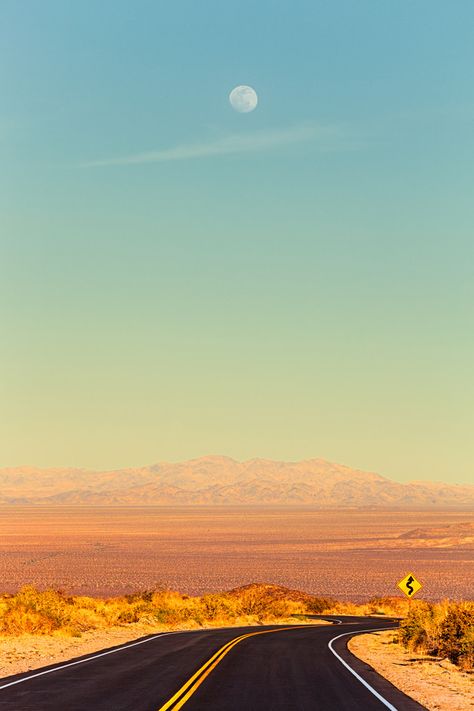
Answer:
[[349, 631, 474, 711], [0, 507, 472, 600]]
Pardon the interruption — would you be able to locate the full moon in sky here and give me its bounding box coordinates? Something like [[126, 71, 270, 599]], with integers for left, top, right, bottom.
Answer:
[[229, 85, 258, 113]]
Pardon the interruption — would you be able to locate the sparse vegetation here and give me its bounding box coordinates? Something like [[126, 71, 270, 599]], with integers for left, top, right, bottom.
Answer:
[[399, 600, 474, 670], [1, 584, 472, 681], [0, 584, 322, 638], [0, 583, 425, 641]]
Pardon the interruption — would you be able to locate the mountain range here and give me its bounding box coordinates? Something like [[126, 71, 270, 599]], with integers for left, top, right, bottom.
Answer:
[[1, 456, 473, 508]]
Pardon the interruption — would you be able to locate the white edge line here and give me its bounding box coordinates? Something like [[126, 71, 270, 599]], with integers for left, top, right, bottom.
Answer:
[[0, 617, 347, 692], [0, 621, 320, 691], [328, 626, 399, 711], [0, 631, 176, 690]]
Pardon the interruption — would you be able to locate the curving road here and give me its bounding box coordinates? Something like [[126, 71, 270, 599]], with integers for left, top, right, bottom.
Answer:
[[0, 616, 426, 711]]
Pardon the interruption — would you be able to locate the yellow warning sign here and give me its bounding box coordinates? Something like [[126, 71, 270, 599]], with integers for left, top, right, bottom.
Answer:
[[397, 573, 422, 598]]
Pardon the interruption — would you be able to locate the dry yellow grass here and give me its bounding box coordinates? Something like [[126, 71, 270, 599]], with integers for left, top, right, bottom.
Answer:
[[0, 584, 324, 638], [1, 585, 471, 672], [0, 585, 422, 639]]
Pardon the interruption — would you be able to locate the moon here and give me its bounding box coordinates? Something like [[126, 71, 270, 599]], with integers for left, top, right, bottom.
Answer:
[[229, 85, 258, 113]]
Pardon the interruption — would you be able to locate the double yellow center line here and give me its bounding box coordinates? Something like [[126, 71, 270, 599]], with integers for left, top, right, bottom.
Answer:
[[157, 625, 309, 710]]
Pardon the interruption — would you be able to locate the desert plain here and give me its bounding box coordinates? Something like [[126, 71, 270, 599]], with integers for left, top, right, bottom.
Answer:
[[0, 506, 472, 600]]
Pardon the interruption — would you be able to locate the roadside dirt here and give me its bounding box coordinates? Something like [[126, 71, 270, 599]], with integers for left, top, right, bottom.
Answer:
[[0, 616, 320, 678], [349, 630, 473, 711], [0, 623, 170, 678]]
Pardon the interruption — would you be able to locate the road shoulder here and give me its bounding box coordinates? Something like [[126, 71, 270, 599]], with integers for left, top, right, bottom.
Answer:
[[348, 629, 473, 711], [0, 623, 169, 678]]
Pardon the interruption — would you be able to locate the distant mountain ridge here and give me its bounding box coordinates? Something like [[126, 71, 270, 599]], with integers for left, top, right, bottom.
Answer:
[[1, 456, 473, 508]]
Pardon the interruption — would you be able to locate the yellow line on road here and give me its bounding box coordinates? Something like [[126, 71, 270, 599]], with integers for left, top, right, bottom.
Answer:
[[157, 625, 310, 710]]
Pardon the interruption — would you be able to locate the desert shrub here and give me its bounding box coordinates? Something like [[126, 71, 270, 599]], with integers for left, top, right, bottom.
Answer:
[[305, 597, 334, 614], [322, 600, 371, 616], [6, 583, 442, 639], [367, 597, 409, 617], [150, 590, 198, 624], [232, 587, 269, 616], [268, 599, 306, 619], [151, 608, 174, 624], [438, 603, 474, 670], [0, 586, 71, 635], [67, 606, 104, 632], [399, 601, 445, 655], [201, 594, 235, 621], [231, 586, 298, 619], [399, 600, 473, 670], [72, 596, 100, 610], [125, 590, 156, 604]]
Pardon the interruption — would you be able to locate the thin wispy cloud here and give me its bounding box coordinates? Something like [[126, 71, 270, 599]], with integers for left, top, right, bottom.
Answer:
[[81, 122, 344, 168]]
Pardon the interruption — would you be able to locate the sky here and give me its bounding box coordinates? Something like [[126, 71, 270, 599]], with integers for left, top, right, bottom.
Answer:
[[1, 1, 473, 483]]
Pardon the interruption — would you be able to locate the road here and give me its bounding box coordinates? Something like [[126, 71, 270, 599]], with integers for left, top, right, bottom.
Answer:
[[0, 616, 426, 710]]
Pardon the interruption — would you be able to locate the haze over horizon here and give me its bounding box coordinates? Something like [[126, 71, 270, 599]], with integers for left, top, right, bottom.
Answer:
[[1, 454, 473, 507], [2, 453, 472, 488], [1, 2, 473, 484]]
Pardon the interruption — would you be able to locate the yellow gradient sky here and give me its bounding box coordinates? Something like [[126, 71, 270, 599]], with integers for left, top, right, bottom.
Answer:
[[1, 2, 473, 483]]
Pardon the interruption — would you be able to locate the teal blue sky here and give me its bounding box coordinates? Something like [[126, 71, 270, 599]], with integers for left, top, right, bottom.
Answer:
[[1, 1, 473, 482]]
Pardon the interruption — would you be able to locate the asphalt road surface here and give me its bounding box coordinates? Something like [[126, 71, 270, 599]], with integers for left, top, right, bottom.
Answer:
[[0, 616, 426, 711]]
